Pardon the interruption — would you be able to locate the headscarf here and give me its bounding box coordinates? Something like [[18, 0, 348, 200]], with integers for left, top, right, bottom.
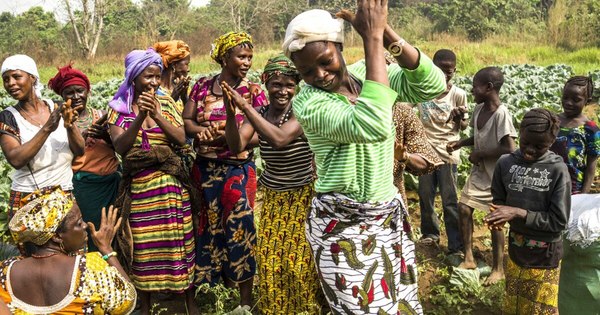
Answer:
[[48, 64, 91, 96], [109, 48, 163, 114], [210, 32, 253, 65], [1, 54, 44, 98], [9, 187, 74, 246], [260, 54, 301, 84], [282, 9, 344, 57], [152, 40, 191, 68]]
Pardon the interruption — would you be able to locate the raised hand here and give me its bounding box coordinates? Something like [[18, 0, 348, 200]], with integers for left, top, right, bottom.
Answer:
[[88, 205, 122, 254], [60, 99, 81, 129], [338, 0, 388, 40], [87, 113, 111, 142], [138, 88, 161, 118], [44, 103, 63, 132], [172, 75, 191, 102], [221, 81, 248, 113]]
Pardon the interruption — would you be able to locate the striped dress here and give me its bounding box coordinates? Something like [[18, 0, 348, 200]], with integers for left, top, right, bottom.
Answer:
[[255, 106, 324, 314], [107, 90, 195, 292]]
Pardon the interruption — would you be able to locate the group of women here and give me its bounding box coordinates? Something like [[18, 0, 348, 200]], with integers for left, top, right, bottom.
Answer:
[[0, 27, 331, 314], [5, 0, 578, 314]]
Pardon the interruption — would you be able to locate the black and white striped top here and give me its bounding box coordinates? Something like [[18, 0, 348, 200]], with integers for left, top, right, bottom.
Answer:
[[258, 107, 314, 191]]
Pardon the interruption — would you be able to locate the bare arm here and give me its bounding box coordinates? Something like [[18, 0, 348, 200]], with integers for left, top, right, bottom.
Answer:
[[382, 25, 420, 70], [109, 114, 145, 156], [222, 81, 256, 154], [223, 81, 303, 149], [66, 125, 85, 157], [89, 205, 129, 280], [0, 106, 63, 169], [447, 136, 474, 154]]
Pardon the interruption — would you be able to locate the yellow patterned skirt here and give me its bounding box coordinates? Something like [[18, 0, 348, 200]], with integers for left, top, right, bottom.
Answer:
[[256, 184, 324, 314], [503, 257, 560, 315]]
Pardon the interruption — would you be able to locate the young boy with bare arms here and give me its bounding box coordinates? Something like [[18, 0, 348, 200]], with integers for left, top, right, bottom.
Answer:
[[447, 67, 517, 285]]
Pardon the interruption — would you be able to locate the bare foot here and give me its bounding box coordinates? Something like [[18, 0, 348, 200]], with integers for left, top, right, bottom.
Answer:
[[483, 270, 505, 286], [458, 259, 477, 269]]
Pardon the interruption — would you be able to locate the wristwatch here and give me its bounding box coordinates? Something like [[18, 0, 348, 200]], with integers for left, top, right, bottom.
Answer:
[[388, 39, 406, 57]]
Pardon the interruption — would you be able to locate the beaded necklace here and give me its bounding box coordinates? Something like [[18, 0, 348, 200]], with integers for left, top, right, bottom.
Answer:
[[75, 109, 93, 130]]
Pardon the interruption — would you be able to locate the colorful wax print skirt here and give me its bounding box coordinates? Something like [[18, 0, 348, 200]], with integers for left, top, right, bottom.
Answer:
[[193, 159, 257, 285], [256, 184, 325, 314], [305, 192, 422, 315], [503, 257, 560, 315]]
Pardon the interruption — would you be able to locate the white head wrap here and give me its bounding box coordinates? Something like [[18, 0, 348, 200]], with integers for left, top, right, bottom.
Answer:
[[282, 9, 344, 57], [1, 54, 44, 98]]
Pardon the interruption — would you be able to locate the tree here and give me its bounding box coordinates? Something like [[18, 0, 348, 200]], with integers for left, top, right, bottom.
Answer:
[[63, 0, 107, 59]]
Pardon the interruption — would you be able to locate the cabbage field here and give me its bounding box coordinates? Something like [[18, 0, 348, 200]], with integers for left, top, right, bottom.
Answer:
[[0, 64, 598, 242]]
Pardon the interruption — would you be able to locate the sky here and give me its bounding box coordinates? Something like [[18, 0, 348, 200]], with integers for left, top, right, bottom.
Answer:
[[0, 0, 210, 17]]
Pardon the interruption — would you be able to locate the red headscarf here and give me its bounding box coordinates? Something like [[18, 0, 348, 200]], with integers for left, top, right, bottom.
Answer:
[[48, 64, 91, 95]]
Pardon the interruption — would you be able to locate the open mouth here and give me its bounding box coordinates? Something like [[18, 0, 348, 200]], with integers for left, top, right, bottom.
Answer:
[[321, 79, 334, 89]]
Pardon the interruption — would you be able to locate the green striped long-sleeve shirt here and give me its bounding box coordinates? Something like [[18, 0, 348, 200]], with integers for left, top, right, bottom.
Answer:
[[293, 52, 446, 202]]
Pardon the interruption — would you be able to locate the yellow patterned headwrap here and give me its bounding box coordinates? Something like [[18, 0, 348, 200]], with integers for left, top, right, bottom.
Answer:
[[210, 32, 253, 65], [9, 187, 74, 245], [152, 40, 191, 68]]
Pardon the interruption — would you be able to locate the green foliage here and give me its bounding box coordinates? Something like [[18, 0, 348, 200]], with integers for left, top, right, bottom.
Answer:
[[423, 0, 543, 41], [428, 280, 504, 314], [195, 283, 243, 314]]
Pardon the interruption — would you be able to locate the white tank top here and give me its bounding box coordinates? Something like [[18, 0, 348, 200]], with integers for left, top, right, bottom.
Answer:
[[6, 100, 74, 192]]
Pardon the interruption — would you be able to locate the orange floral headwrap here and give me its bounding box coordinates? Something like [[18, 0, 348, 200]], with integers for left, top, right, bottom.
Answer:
[[152, 40, 191, 68]]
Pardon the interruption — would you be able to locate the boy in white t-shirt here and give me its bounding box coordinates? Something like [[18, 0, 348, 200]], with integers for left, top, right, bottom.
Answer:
[[416, 49, 468, 255]]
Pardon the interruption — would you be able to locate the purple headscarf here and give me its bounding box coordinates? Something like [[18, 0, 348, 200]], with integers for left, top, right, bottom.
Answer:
[[109, 48, 163, 114]]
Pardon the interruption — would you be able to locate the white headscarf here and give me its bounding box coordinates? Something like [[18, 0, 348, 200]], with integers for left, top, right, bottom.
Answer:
[[1, 54, 44, 98], [282, 9, 344, 57]]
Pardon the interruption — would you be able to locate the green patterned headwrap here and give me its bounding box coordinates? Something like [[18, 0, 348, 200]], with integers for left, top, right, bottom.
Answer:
[[210, 32, 253, 65], [260, 54, 301, 84]]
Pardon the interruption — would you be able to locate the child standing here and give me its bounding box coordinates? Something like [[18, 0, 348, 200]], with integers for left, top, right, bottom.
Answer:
[[447, 67, 517, 285], [550, 76, 600, 194], [485, 108, 571, 314], [417, 49, 468, 255]]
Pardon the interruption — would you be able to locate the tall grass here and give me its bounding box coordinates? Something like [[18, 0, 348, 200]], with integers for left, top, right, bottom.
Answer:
[[36, 37, 600, 84]]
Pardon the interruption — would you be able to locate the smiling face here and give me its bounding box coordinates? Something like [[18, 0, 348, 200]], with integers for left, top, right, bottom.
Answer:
[[2, 69, 35, 101], [291, 41, 347, 93], [222, 45, 253, 79], [134, 64, 161, 95], [561, 83, 587, 118], [266, 74, 297, 110], [519, 129, 554, 162], [56, 203, 88, 253], [61, 84, 89, 112], [172, 55, 191, 79]]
